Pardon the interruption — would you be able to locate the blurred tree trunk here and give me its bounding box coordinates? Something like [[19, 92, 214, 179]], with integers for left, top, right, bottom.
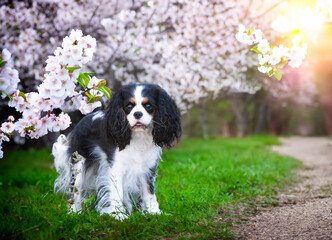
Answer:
[[254, 100, 267, 134], [199, 99, 209, 139], [253, 90, 267, 134], [266, 97, 290, 135], [317, 60, 332, 135], [230, 93, 252, 137], [321, 99, 332, 135], [220, 122, 233, 137], [311, 24, 332, 135]]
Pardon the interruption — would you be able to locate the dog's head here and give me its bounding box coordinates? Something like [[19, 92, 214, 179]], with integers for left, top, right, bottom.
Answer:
[[105, 83, 182, 150]]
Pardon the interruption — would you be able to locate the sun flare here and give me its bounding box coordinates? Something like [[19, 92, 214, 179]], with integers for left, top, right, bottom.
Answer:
[[272, 5, 325, 43]]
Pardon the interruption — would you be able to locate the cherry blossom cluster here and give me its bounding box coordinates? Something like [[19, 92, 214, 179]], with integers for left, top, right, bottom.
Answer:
[[0, 0, 313, 157], [37, 29, 100, 115], [1, 1, 312, 112], [0, 49, 20, 98], [236, 24, 307, 80], [0, 0, 283, 112], [0, 30, 111, 158], [99, 1, 268, 110], [0, 49, 21, 158]]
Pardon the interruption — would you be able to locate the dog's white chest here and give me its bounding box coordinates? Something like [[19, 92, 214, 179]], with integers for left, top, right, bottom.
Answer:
[[112, 132, 161, 192]]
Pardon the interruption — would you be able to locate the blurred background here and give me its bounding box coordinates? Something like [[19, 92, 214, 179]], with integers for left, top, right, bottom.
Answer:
[[0, 0, 332, 151], [184, 0, 332, 138]]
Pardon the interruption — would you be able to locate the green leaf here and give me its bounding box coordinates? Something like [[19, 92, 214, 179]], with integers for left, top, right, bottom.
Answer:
[[65, 66, 80, 73], [77, 74, 84, 88], [7, 95, 13, 101], [87, 95, 101, 103], [134, 48, 141, 54], [85, 92, 93, 98], [77, 73, 91, 89], [268, 69, 274, 77], [18, 91, 27, 101], [274, 69, 282, 81], [96, 86, 112, 99], [0, 61, 7, 68], [250, 46, 264, 57], [96, 79, 107, 87], [278, 59, 288, 68], [247, 27, 254, 36], [25, 126, 35, 132], [82, 74, 90, 88]]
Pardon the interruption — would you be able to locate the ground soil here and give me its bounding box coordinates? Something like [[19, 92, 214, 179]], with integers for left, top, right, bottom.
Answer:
[[232, 136, 332, 240]]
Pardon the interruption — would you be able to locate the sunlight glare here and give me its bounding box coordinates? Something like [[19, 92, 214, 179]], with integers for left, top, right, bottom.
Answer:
[[271, 6, 325, 42]]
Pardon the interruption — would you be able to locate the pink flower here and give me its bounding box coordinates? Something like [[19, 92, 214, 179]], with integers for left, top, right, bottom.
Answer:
[[257, 39, 270, 54], [268, 47, 282, 66], [15, 119, 31, 137], [8, 116, 15, 122], [40, 116, 54, 132], [0, 133, 10, 142], [69, 29, 83, 42], [57, 113, 71, 130], [70, 45, 84, 60], [250, 29, 263, 44], [1, 49, 11, 63], [258, 65, 272, 74], [1, 122, 15, 133], [62, 36, 73, 49]]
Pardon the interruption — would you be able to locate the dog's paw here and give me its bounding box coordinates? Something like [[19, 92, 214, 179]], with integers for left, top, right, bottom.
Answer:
[[142, 207, 162, 216], [149, 208, 162, 215], [99, 207, 128, 221], [111, 212, 128, 221]]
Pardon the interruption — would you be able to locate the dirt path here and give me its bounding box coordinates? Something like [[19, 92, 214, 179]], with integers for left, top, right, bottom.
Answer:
[[233, 137, 332, 240]]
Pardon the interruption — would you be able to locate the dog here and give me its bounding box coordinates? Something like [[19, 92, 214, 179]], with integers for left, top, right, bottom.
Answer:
[[52, 83, 181, 220]]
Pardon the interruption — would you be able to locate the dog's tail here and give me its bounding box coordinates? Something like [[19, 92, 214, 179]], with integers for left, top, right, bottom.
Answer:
[[52, 134, 71, 193]]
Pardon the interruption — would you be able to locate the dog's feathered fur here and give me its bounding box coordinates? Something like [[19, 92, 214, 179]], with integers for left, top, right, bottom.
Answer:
[[53, 83, 181, 220]]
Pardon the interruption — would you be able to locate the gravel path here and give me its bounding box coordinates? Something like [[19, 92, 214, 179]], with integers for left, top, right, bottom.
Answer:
[[233, 137, 332, 240]]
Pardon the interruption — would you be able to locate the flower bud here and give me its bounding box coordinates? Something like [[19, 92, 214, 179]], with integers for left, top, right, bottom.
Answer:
[[8, 116, 15, 122]]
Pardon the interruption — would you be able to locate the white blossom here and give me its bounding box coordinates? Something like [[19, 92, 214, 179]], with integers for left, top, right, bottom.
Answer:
[[0, 134, 10, 142], [257, 39, 270, 54], [0, 49, 20, 98], [1, 122, 15, 134], [0, 0, 310, 158]]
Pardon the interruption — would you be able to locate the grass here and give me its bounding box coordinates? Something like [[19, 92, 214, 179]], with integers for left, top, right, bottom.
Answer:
[[0, 135, 301, 239]]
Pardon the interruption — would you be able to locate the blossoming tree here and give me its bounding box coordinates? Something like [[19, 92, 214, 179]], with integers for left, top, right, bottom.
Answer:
[[0, 0, 309, 157], [0, 30, 113, 157], [2, 0, 307, 108]]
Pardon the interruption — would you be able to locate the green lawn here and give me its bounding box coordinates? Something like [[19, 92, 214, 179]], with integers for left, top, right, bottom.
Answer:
[[0, 136, 301, 239]]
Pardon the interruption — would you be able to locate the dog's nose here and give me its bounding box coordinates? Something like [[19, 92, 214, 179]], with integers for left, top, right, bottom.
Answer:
[[133, 111, 143, 119]]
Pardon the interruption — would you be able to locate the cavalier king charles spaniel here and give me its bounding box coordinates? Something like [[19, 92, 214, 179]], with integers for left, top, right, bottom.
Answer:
[[52, 83, 181, 220]]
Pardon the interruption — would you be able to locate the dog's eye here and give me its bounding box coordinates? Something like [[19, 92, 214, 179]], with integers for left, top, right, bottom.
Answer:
[[126, 103, 134, 109], [144, 103, 153, 111]]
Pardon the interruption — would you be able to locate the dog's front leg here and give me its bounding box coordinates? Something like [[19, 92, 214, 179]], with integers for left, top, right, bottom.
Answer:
[[109, 172, 128, 220], [96, 164, 127, 220], [140, 177, 161, 214]]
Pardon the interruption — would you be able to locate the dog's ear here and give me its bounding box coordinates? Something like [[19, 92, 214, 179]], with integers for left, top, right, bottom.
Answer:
[[105, 90, 131, 151], [152, 87, 182, 149]]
